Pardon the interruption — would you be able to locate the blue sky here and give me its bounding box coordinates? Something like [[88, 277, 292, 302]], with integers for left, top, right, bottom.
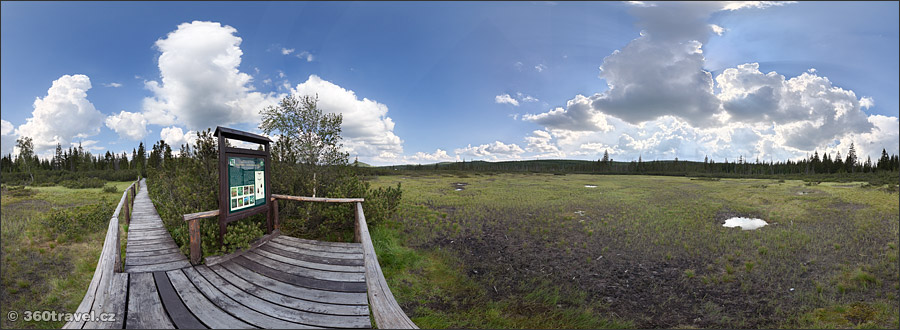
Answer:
[[2, 1, 898, 165]]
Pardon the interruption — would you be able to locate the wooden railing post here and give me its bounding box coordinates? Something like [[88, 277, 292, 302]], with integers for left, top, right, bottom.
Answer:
[[187, 218, 201, 265], [182, 209, 219, 265], [273, 199, 280, 231]]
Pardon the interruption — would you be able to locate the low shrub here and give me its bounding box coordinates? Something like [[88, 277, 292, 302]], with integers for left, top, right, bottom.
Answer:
[[5, 185, 36, 197], [60, 177, 105, 189], [41, 202, 114, 242], [101, 185, 118, 193]]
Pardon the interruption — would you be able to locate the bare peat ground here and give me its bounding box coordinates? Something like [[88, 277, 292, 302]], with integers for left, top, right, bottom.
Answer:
[[368, 173, 899, 328]]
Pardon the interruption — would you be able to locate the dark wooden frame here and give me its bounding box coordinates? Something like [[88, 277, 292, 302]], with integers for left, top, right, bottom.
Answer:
[[214, 126, 273, 246]]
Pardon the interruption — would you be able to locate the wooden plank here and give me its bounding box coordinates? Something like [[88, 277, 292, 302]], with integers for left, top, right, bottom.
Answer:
[[271, 235, 363, 254], [182, 267, 308, 329], [126, 244, 178, 253], [222, 262, 367, 305], [265, 240, 363, 260], [243, 250, 366, 282], [197, 266, 368, 328], [124, 260, 191, 273], [126, 272, 175, 329], [126, 253, 190, 266], [127, 237, 176, 246], [259, 241, 364, 267], [257, 244, 365, 273], [127, 232, 171, 241], [82, 273, 127, 329], [205, 231, 279, 267], [153, 271, 207, 329], [355, 202, 418, 329], [231, 256, 367, 293], [272, 194, 364, 203], [210, 264, 369, 316], [274, 235, 363, 249], [126, 247, 182, 258], [127, 228, 169, 235], [183, 209, 219, 222], [166, 269, 253, 329]]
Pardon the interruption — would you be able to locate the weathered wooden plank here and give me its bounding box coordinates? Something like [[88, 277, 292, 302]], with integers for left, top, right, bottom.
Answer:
[[124, 260, 191, 273], [232, 256, 367, 293], [355, 202, 418, 329], [243, 250, 365, 282], [204, 231, 279, 267], [257, 244, 365, 273], [126, 272, 175, 329], [182, 267, 308, 329], [126, 247, 182, 258], [128, 228, 169, 238], [183, 209, 219, 222], [271, 235, 363, 254], [265, 240, 363, 260], [210, 264, 369, 316], [274, 234, 364, 249], [127, 237, 175, 246], [197, 266, 368, 328], [127, 232, 171, 241], [153, 271, 207, 329], [262, 241, 364, 266], [126, 228, 169, 236], [82, 273, 128, 329], [126, 244, 177, 253], [126, 253, 189, 266], [272, 194, 364, 203], [222, 262, 367, 305], [166, 269, 253, 329]]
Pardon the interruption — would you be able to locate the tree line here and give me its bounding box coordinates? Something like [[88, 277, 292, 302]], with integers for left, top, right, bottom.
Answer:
[[375, 142, 899, 185]]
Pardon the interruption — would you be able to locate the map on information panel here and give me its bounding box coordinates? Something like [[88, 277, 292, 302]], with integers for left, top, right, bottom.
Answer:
[[228, 156, 266, 213]]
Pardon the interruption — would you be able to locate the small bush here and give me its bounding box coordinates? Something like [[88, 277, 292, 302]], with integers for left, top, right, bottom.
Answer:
[[60, 177, 105, 189], [5, 185, 36, 197], [41, 202, 114, 242], [220, 218, 266, 254], [102, 185, 118, 193]]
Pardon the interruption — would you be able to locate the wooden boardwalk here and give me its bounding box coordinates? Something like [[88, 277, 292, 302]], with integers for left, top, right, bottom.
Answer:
[[124, 235, 371, 329], [124, 179, 190, 273], [65, 179, 416, 329]]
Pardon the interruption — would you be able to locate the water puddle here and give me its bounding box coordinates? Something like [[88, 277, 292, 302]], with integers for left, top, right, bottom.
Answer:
[[723, 217, 768, 230], [584, 185, 597, 188], [451, 182, 468, 191]]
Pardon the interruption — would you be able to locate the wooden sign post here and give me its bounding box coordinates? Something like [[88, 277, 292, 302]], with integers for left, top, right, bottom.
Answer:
[[214, 126, 272, 246]]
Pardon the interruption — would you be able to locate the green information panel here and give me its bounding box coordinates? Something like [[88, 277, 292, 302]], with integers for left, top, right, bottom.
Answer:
[[228, 156, 266, 213]]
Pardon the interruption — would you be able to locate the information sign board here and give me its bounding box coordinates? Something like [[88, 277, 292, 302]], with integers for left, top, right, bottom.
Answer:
[[227, 156, 266, 213]]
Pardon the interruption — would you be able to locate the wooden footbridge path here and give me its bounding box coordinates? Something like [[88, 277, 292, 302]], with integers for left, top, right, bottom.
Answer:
[[64, 179, 416, 329]]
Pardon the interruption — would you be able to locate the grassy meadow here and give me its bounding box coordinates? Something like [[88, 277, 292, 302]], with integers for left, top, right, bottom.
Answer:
[[365, 173, 899, 328], [0, 181, 133, 329]]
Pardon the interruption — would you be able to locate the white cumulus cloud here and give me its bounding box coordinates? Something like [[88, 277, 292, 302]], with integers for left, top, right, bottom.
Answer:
[[495, 94, 519, 106], [1, 119, 15, 155], [105, 111, 148, 140], [454, 141, 525, 161], [291, 75, 403, 159], [142, 21, 279, 130], [520, 1, 897, 163], [281, 48, 295, 55], [160, 126, 197, 148], [15, 74, 105, 154], [102, 82, 123, 88]]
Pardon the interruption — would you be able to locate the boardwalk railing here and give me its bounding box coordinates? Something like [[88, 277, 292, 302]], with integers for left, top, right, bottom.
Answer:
[[182, 194, 417, 329], [63, 179, 139, 329]]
